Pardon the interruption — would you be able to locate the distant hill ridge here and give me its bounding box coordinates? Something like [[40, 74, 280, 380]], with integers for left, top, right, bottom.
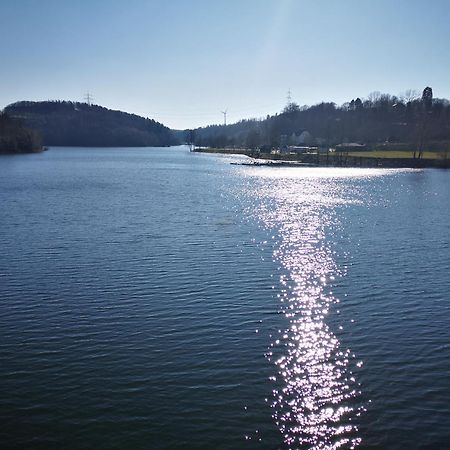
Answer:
[[4, 100, 179, 147]]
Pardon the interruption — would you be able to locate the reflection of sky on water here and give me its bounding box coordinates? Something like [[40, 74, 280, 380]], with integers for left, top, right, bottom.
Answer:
[[242, 168, 398, 449]]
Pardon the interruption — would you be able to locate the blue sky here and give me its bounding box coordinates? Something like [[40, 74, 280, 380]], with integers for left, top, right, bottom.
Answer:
[[1, 0, 450, 129]]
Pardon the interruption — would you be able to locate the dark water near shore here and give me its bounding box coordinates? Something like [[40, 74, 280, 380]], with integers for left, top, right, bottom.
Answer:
[[0, 146, 449, 449]]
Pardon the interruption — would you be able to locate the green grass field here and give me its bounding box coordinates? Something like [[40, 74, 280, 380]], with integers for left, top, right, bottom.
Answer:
[[347, 150, 447, 160]]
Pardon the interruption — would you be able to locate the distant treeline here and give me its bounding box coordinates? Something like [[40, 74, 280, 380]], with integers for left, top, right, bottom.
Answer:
[[4, 101, 178, 147], [188, 87, 450, 152], [0, 112, 42, 154]]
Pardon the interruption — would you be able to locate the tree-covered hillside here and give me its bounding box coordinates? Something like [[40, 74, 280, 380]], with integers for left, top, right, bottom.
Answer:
[[0, 112, 42, 154], [190, 87, 450, 152], [4, 101, 178, 147]]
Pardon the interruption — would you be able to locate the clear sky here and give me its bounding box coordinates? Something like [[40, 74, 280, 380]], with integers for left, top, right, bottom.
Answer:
[[1, 0, 450, 129]]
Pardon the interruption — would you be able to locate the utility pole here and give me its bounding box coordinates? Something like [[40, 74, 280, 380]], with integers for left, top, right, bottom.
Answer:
[[84, 92, 93, 106], [221, 109, 227, 126]]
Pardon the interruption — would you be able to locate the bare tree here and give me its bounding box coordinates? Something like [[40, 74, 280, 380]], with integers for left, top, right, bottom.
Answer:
[[400, 89, 420, 104], [416, 87, 433, 159], [187, 129, 196, 151], [367, 91, 382, 106]]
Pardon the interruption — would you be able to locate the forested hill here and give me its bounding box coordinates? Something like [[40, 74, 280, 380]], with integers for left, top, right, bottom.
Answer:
[[4, 101, 178, 147], [190, 87, 450, 152]]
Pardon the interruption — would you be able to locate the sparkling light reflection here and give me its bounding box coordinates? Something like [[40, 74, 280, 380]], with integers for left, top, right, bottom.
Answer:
[[242, 168, 395, 449]]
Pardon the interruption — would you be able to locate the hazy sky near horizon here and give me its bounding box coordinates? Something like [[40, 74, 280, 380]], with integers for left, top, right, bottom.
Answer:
[[1, 0, 450, 129]]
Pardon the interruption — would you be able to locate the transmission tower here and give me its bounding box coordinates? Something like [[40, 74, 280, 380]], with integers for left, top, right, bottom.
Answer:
[[221, 109, 227, 126], [84, 92, 94, 106], [286, 89, 292, 105]]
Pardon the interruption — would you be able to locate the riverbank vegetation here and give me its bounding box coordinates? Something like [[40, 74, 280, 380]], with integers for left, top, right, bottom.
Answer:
[[0, 112, 42, 154], [188, 87, 450, 160]]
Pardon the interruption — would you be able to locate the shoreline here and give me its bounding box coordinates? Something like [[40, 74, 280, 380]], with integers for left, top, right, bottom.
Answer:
[[193, 147, 450, 169], [0, 146, 46, 155]]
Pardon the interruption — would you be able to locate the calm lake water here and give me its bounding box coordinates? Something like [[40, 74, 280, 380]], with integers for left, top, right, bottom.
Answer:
[[0, 146, 449, 449]]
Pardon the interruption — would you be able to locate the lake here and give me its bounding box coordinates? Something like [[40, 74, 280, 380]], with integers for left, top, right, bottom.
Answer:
[[0, 146, 449, 449]]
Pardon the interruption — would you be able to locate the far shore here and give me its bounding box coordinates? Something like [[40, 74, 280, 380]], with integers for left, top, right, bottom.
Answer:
[[193, 147, 450, 169], [0, 146, 46, 155]]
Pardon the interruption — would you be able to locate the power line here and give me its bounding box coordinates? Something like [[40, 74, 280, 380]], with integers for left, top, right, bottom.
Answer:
[[144, 103, 280, 118]]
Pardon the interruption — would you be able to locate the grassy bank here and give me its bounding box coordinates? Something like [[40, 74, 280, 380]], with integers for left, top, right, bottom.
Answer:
[[348, 150, 446, 160]]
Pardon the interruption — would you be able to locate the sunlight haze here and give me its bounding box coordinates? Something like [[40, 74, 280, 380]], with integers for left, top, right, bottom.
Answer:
[[1, 0, 449, 128]]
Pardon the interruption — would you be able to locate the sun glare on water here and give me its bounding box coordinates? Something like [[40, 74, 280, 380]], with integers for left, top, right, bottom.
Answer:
[[240, 168, 391, 448]]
